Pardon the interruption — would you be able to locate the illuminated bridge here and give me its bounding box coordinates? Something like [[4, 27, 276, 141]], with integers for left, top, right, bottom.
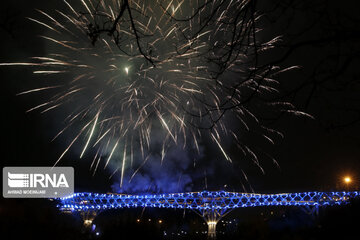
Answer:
[[57, 191, 360, 239]]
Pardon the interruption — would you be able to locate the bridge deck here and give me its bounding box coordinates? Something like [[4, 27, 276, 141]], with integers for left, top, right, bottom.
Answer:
[[58, 191, 360, 211]]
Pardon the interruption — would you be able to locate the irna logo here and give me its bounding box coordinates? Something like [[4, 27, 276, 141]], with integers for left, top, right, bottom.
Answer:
[[3, 167, 74, 198], [8, 172, 69, 188]]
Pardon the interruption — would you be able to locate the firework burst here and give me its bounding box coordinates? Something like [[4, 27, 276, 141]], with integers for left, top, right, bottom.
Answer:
[[1, 0, 309, 189]]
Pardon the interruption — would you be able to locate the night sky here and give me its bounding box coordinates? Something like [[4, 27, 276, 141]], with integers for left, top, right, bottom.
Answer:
[[1, 0, 360, 195], [1, 1, 360, 240]]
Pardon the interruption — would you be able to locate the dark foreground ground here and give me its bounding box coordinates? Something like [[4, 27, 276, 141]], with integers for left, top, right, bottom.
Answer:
[[1, 197, 359, 240]]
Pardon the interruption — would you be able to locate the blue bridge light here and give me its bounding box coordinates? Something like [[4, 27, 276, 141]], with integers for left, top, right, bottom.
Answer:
[[57, 190, 360, 212]]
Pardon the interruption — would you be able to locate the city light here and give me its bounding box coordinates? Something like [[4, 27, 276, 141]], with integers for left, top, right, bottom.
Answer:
[[344, 177, 352, 184]]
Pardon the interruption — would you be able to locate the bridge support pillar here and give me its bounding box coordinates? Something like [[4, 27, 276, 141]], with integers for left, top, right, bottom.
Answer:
[[206, 220, 217, 240], [80, 210, 98, 232], [201, 208, 231, 240]]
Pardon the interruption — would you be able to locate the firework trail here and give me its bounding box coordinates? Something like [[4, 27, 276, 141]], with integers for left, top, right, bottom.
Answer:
[[1, 0, 309, 189]]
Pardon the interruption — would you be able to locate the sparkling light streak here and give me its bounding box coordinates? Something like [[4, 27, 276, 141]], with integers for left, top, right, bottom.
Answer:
[[1, 0, 307, 188]]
